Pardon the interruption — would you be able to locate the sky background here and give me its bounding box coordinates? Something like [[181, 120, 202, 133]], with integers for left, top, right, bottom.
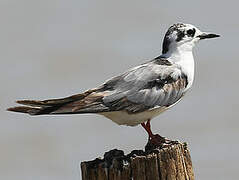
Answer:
[[1, 0, 238, 179]]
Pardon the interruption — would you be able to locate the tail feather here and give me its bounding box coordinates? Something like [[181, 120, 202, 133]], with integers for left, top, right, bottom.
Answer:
[[16, 92, 90, 107], [8, 97, 83, 115], [7, 88, 101, 115], [7, 106, 42, 115], [7, 103, 65, 115], [16, 100, 51, 107]]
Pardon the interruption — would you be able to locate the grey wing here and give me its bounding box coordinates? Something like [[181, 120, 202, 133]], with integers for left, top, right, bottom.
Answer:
[[102, 60, 188, 113], [8, 59, 188, 115]]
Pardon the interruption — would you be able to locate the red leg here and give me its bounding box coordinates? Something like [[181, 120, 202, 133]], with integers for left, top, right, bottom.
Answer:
[[141, 119, 167, 146], [141, 119, 154, 138], [141, 120, 178, 149]]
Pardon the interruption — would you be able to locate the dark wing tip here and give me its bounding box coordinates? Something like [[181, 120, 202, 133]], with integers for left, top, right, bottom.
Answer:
[[16, 100, 28, 104], [7, 107, 15, 112], [16, 100, 45, 107], [7, 106, 40, 115]]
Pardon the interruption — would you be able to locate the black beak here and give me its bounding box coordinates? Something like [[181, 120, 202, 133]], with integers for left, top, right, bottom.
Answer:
[[197, 33, 220, 40]]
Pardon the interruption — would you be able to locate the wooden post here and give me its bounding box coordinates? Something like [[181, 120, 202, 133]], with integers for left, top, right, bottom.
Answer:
[[80, 142, 194, 180]]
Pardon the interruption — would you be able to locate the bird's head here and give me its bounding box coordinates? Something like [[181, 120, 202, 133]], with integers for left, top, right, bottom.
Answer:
[[162, 23, 220, 55]]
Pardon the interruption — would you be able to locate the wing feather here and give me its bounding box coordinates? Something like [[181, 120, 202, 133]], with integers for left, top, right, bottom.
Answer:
[[102, 59, 188, 113], [8, 58, 188, 115]]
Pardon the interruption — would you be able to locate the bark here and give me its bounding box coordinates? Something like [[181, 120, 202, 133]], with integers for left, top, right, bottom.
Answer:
[[81, 142, 194, 180]]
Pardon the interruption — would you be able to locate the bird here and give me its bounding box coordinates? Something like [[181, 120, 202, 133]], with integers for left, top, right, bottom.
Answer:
[[8, 23, 219, 146]]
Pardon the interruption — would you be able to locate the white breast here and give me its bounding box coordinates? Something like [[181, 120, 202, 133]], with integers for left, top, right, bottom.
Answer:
[[177, 53, 194, 91], [99, 106, 167, 126], [166, 50, 195, 92]]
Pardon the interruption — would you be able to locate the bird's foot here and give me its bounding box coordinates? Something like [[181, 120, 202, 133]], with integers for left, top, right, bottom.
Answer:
[[145, 134, 179, 151]]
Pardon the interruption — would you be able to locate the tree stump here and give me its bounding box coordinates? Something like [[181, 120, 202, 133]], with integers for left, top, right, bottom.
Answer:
[[80, 142, 194, 180]]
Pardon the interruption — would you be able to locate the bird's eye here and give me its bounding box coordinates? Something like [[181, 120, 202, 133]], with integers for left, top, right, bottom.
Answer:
[[187, 28, 196, 37]]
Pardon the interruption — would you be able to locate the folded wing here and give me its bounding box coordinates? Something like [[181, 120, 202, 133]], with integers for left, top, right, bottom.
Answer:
[[7, 58, 188, 115], [102, 59, 188, 113]]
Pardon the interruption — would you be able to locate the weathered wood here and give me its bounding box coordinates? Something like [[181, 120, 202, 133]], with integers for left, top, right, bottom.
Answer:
[[80, 142, 194, 180]]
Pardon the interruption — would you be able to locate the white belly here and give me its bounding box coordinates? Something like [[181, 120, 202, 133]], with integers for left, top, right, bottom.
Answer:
[[99, 106, 168, 126]]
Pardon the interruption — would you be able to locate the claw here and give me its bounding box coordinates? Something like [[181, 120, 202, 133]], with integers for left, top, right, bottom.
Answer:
[[141, 119, 178, 151]]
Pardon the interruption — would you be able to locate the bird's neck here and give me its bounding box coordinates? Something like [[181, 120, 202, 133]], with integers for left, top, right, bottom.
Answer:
[[161, 47, 195, 90]]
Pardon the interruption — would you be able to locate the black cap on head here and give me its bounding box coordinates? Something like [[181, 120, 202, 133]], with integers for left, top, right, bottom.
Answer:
[[162, 23, 187, 54]]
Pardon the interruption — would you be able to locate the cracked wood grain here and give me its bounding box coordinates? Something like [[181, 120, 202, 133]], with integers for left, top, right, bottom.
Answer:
[[81, 142, 194, 180]]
